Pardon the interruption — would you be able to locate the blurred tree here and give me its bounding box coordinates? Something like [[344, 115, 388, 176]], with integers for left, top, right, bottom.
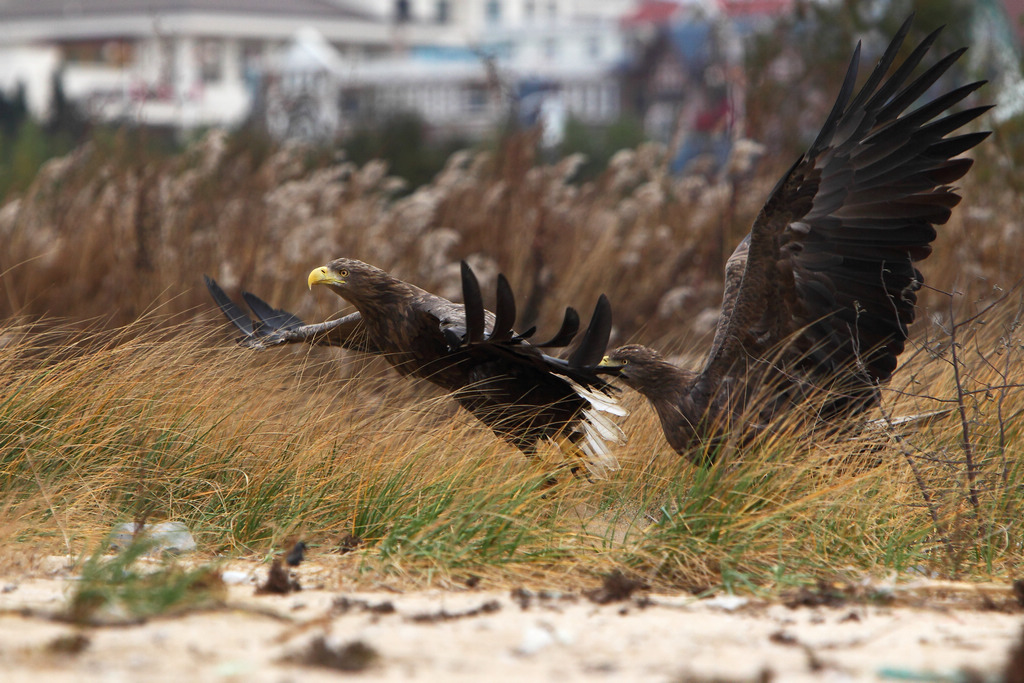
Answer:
[[0, 83, 28, 140], [560, 115, 646, 182], [344, 110, 471, 191], [46, 70, 90, 146], [9, 119, 47, 185], [744, 0, 977, 163], [0, 74, 93, 197]]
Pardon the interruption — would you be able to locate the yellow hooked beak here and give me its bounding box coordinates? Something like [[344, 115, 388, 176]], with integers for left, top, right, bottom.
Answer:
[[308, 266, 343, 290], [598, 355, 623, 368]]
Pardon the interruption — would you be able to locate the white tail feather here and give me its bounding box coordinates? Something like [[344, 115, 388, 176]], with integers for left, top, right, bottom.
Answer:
[[573, 381, 628, 416], [567, 380, 627, 477]]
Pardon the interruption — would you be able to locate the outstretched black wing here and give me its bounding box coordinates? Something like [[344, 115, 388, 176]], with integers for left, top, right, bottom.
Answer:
[[450, 261, 620, 392], [702, 16, 989, 398], [400, 261, 624, 470], [204, 275, 375, 352], [446, 261, 625, 471]]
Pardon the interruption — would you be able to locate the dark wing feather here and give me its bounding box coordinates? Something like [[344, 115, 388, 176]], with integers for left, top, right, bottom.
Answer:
[[205, 275, 255, 337], [532, 307, 581, 348], [489, 273, 517, 342], [445, 264, 616, 390], [242, 290, 305, 330], [408, 262, 622, 464], [701, 19, 989, 392], [205, 275, 371, 351], [460, 260, 487, 343], [568, 295, 613, 369]]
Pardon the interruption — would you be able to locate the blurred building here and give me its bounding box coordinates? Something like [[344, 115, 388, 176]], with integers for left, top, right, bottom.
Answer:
[[0, 0, 465, 129], [973, 0, 1024, 122], [620, 0, 789, 174], [268, 0, 634, 141], [353, 0, 634, 34], [0, 0, 641, 137], [0, 0, 1019, 142]]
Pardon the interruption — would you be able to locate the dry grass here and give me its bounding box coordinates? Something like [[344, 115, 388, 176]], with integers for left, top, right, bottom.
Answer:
[[0, 286, 1021, 591], [0, 127, 1021, 592]]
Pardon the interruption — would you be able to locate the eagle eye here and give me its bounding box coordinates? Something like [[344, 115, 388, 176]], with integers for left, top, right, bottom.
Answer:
[[340, 269, 349, 277]]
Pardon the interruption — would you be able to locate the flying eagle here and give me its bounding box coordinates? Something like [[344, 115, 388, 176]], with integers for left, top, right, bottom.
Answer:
[[601, 17, 990, 461], [206, 260, 625, 475]]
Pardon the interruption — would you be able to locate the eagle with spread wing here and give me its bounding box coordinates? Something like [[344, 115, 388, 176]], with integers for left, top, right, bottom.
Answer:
[[206, 260, 625, 475], [601, 17, 990, 461]]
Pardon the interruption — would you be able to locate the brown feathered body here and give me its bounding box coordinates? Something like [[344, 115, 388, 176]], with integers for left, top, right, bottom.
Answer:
[[208, 259, 625, 470], [320, 260, 596, 452], [606, 17, 990, 462]]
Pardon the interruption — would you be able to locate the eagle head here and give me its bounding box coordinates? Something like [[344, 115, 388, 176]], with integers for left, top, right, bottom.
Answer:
[[308, 258, 405, 308]]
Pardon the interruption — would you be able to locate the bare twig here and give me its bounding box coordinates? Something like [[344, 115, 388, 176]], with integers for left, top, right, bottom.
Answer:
[[876, 404, 956, 568], [946, 289, 981, 512], [996, 292, 1024, 489]]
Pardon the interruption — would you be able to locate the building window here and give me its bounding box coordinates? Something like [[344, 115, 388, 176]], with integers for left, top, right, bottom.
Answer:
[[524, 0, 535, 21], [587, 35, 601, 59], [547, 1, 557, 19], [395, 0, 411, 23], [485, 0, 502, 24], [543, 37, 558, 59], [198, 39, 223, 83], [436, 0, 450, 23], [467, 85, 488, 112], [241, 40, 264, 81], [340, 89, 362, 116], [158, 39, 175, 89], [61, 39, 134, 66]]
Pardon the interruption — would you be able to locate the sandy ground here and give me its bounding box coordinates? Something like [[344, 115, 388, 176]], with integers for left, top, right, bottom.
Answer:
[[0, 557, 1021, 682]]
